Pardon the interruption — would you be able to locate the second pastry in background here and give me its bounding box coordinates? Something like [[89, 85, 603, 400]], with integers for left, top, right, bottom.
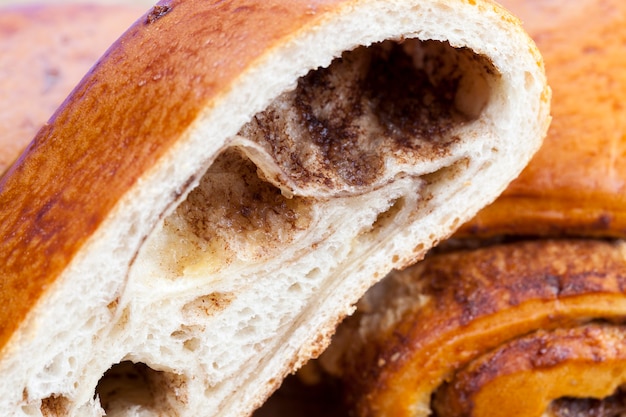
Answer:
[[0, 3, 146, 174], [458, 0, 626, 238]]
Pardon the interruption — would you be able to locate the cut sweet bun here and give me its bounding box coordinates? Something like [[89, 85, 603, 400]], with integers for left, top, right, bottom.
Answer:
[[0, 1, 549, 416], [0, 3, 146, 175], [457, 0, 626, 238], [321, 239, 626, 416]]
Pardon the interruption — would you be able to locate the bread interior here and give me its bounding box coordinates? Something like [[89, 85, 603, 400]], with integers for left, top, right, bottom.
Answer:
[[37, 38, 500, 417]]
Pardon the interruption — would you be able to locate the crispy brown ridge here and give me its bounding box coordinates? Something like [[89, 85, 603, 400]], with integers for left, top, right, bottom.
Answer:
[[321, 239, 626, 416], [433, 324, 626, 417]]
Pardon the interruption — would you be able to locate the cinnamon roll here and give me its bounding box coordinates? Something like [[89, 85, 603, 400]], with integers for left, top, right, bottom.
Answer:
[[322, 239, 626, 416]]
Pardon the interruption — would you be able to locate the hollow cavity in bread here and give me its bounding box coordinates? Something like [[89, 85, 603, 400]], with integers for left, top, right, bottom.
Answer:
[[243, 39, 491, 189], [238, 38, 494, 196], [161, 149, 314, 272]]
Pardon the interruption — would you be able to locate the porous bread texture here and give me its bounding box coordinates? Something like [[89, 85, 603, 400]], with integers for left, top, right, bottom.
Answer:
[[0, 0, 549, 416]]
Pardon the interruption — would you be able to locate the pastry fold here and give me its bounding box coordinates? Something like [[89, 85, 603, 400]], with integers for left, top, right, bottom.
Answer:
[[433, 324, 626, 417], [321, 239, 626, 417], [0, 1, 548, 416]]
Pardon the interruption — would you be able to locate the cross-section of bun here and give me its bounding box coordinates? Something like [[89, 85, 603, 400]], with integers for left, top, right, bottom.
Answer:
[[320, 239, 626, 417], [0, 0, 549, 416]]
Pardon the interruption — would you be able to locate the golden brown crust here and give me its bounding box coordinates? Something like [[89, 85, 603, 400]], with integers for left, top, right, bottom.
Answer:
[[0, 4, 145, 176], [335, 239, 626, 416], [0, 0, 346, 351], [433, 324, 626, 417], [458, 0, 626, 238]]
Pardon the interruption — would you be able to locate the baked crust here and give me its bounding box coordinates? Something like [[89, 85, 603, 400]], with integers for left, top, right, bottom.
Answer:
[[324, 239, 626, 416], [458, 0, 626, 238]]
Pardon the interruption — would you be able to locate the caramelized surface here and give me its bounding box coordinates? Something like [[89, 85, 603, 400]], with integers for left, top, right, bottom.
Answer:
[[433, 325, 626, 417], [330, 240, 626, 416]]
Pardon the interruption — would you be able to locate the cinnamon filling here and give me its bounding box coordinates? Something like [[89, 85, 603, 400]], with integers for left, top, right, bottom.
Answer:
[[239, 39, 494, 192], [550, 387, 626, 417], [154, 38, 496, 272]]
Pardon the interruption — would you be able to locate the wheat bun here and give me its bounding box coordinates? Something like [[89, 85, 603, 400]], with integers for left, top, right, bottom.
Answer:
[[0, 0, 549, 416]]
